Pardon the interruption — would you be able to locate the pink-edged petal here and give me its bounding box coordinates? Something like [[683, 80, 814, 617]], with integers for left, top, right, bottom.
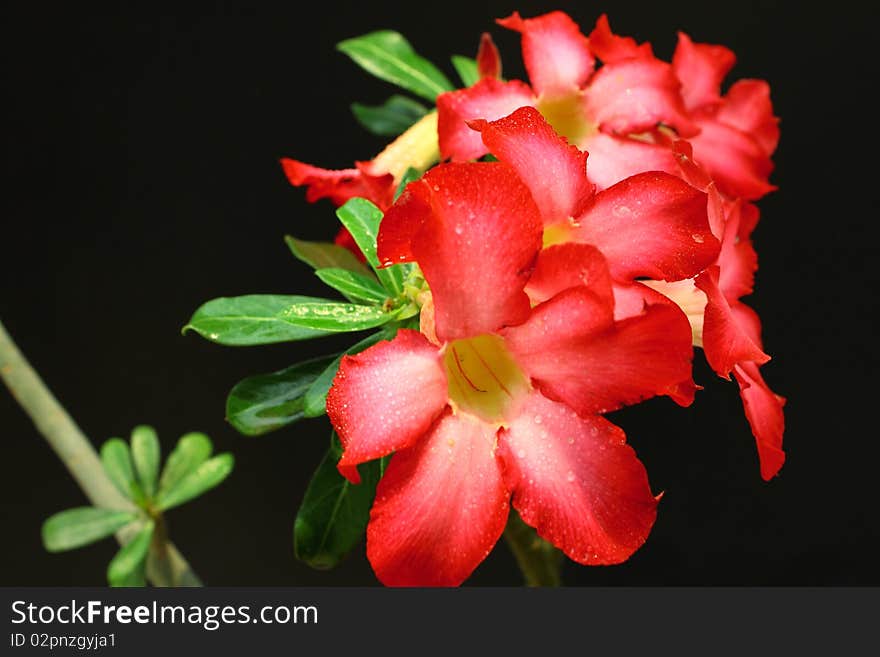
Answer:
[[672, 32, 736, 110], [689, 114, 777, 200], [367, 410, 509, 586], [437, 78, 536, 161], [717, 80, 780, 155], [611, 280, 681, 321], [734, 361, 786, 481], [280, 158, 395, 209], [497, 11, 595, 97], [579, 131, 680, 190], [572, 171, 718, 281], [503, 287, 695, 414], [498, 391, 658, 564], [470, 106, 594, 222], [376, 176, 432, 266], [694, 266, 769, 379], [717, 199, 759, 300], [587, 14, 653, 64], [327, 329, 448, 483], [388, 162, 542, 341], [585, 58, 697, 137], [476, 32, 502, 79], [526, 243, 613, 307]]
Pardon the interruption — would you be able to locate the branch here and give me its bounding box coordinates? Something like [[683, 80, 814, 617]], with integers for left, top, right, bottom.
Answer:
[[0, 318, 201, 586]]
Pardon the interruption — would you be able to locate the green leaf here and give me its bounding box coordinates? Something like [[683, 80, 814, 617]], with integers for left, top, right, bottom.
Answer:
[[336, 198, 406, 295], [284, 236, 372, 276], [226, 355, 337, 436], [315, 268, 390, 305], [107, 521, 154, 587], [395, 167, 421, 200], [155, 453, 234, 512], [351, 95, 428, 137], [303, 326, 398, 418], [158, 432, 213, 497], [451, 55, 479, 87], [100, 438, 144, 504], [130, 425, 160, 499], [293, 434, 386, 569], [337, 30, 454, 102], [184, 295, 395, 346], [42, 507, 138, 552]]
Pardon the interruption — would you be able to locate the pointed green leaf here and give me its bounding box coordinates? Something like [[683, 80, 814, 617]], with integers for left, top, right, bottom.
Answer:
[[130, 425, 160, 498], [337, 30, 453, 102], [293, 434, 387, 569], [336, 198, 407, 295], [395, 167, 421, 201], [184, 294, 396, 345], [451, 55, 479, 87], [42, 507, 138, 552], [226, 355, 337, 436], [155, 453, 234, 512], [315, 268, 390, 305], [158, 432, 213, 497], [302, 326, 398, 418], [100, 438, 144, 503], [107, 521, 154, 587], [284, 235, 372, 276], [351, 95, 428, 137]]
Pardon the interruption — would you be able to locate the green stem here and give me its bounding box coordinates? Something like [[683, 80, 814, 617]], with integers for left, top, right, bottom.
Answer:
[[0, 318, 201, 586], [503, 511, 564, 587]]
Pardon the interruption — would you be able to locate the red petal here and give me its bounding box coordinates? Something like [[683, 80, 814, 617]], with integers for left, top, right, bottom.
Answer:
[[733, 362, 786, 481], [376, 177, 431, 266], [503, 287, 695, 414], [689, 114, 777, 200], [367, 410, 509, 586], [585, 58, 697, 137], [470, 106, 594, 222], [694, 266, 769, 378], [327, 330, 448, 483], [476, 32, 502, 79], [572, 171, 718, 281], [717, 199, 758, 300], [437, 78, 536, 161], [497, 11, 595, 97], [672, 32, 736, 110], [717, 80, 780, 155], [587, 14, 654, 64], [611, 280, 681, 321], [580, 131, 680, 190], [498, 392, 658, 564], [393, 163, 543, 341], [526, 243, 614, 307], [280, 158, 395, 209]]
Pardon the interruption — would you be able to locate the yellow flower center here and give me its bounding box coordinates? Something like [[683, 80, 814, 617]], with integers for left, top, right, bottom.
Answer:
[[536, 91, 597, 148], [442, 334, 530, 425]]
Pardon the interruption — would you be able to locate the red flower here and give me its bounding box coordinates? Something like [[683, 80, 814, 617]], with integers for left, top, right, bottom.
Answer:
[[326, 161, 699, 585], [671, 32, 780, 200], [438, 12, 694, 189]]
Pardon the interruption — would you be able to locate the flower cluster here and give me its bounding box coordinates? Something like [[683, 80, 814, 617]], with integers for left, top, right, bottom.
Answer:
[[280, 10, 784, 585]]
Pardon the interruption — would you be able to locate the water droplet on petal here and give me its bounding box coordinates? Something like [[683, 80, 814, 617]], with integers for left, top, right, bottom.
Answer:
[[691, 233, 705, 243], [566, 471, 576, 483], [533, 415, 542, 424]]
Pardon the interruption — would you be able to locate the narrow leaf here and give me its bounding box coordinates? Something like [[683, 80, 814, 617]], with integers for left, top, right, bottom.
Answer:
[[351, 94, 428, 137], [284, 235, 372, 276], [100, 438, 143, 503], [184, 295, 393, 346], [337, 30, 453, 102], [42, 507, 138, 552], [158, 432, 213, 497], [130, 425, 160, 498], [226, 355, 337, 436], [156, 453, 234, 512], [451, 55, 479, 87], [315, 268, 390, 305], [107, 521, 154, 587], [336, 198, 406, 295], [395, 167, 421, 200], [293, 434, 386, 569], [302, 326, 398, 418]]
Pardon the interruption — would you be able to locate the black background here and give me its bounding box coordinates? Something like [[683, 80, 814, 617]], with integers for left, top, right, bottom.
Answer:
[[2, 1, 877, 586]]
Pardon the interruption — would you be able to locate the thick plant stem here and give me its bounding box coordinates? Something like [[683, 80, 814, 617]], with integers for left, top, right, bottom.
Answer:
[[0, 318, 201, 587], [504, 511, 564, 587]]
